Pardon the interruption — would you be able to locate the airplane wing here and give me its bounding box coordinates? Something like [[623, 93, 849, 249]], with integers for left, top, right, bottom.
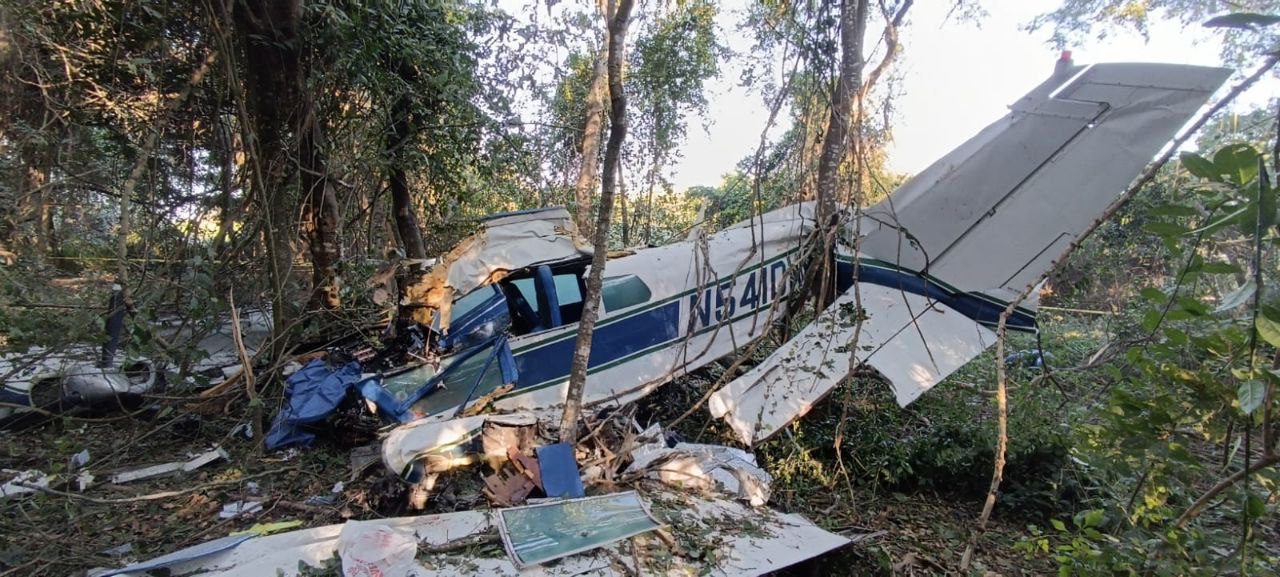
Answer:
[[858, 62, 1231, 298], [708, 62, 1231, 445]]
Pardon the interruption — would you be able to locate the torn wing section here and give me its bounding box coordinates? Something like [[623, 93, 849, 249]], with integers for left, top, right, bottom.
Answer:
[[708, 62, 1231, 446], [856, 63, 1231, 295], [708, 284, 994, 445]]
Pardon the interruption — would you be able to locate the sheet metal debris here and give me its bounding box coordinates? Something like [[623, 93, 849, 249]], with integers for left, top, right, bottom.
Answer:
[[109, 447, 228, 484], [218, 500, 264, 519], [99, 490, 842, 576], [94, 534, 255, 577], [497, 491, 660, 568], [626, 442, 773, 506], [0, 469, 50, 499]]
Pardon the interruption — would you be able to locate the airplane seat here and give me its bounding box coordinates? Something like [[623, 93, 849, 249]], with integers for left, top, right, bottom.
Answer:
[[560, 302, 583, 324], [500, 284, 539, 333], [534, 265, 562, 328]]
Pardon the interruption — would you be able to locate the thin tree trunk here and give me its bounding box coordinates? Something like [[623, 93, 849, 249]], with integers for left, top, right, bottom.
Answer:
[[560, 0, 636, 443], [386, 72, 430, 326], [22, 150, 49, 258], [814, 0, 868, 224], [388, 88, 427, 263], [618, 158, 629, 246], [211, 115, 237, 258], [299, 100, 341, 310], [573, 46, 609, 236], [811, 0, 868, 312], [643, 148, 657, 245]]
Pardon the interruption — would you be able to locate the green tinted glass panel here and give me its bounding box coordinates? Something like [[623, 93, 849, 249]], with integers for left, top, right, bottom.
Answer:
[[601, 275, 651, 311], [498, 491, 659, 567], [410, 347, 504, 417], [456, 287, 496, 317], [554, 274, 582, 305], [511, 277, 540, 315]]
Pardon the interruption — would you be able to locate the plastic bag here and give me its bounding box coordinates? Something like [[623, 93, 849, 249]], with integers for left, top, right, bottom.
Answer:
[[337, 523, 417, 577]]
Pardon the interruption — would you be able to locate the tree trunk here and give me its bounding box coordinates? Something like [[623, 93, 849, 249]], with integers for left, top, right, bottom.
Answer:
[[21, 148, 49, 259], [814, 0, 869, 224], [560, 0, 636, 443], [211, 115, 237, 258], [618, 159, 628, 246], [572, 48, 608, 236], [387, 87, 427, 263], [811, 0, 869, 310], [299, 93, 342, 310], [231, 0, 308, 358]]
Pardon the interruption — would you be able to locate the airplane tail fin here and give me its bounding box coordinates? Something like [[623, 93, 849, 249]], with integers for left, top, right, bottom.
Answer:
[[708, 62, 1231, 445]]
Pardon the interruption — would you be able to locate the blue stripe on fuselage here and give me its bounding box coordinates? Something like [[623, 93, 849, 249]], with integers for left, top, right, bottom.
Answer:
[[835, 259, 1037, 331], [511, 300, 683, 390]]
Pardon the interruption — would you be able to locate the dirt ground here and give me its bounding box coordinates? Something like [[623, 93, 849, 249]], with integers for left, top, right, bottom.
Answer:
[[0, 383, 1056, 577]]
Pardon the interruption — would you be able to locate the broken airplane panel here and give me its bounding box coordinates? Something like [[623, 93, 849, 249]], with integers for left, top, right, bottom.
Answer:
[[95, 491, 849, 577], [708, 62, 1231, 444], [356, 60, 1228, 475]]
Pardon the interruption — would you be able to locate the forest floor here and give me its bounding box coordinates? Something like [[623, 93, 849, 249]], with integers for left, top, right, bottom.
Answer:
[[0, 398, 1053, 577], [0, 322, 1071, 577]]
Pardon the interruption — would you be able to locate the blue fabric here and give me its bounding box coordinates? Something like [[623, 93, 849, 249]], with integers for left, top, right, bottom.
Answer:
[[537, 442, 585, 498], [266, 360, 362, 450]]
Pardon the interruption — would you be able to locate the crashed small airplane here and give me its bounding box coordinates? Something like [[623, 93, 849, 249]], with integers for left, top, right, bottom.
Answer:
[[341, 59, 1232, 482]]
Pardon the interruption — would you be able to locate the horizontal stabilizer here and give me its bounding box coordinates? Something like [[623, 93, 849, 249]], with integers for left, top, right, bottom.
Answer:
[[708, 284, 994, 445], [856, 63, 1230, 295]]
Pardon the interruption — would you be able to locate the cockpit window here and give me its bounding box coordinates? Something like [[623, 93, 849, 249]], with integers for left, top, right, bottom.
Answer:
[[602, 275, 651, 312], [554, 274, 582, 305], [451, 286, 501, 323]]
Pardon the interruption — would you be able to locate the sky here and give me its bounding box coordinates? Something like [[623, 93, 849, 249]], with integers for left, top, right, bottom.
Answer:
[[668, 0, 1272, 190]]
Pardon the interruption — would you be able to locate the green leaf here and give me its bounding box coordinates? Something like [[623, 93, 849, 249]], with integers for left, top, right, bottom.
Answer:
[[1246, 493, 1266, 518], [1140, 287, 1167, 302], [1257, 312, 1280, 348], [1238, 380, 1267, 415], [1185, 204, 1249, 236], [1141, 309, 1164, 332], [1180, 152, 1221, 181], [1196, 261, 1240, 275], [1258, 159, 1275, 231], [1149, 203, 1199, 217], [1212, 144, 1260, 185], [1143, 222, 1188, 237], [1051, 518, 1067, 532], [1163, 327, 1188, 345], [1237, 193, 1260, 238], [1082, 509, 1105, 529]]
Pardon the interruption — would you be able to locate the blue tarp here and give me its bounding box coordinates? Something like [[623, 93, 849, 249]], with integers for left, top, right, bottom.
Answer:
[[265, 360, 362, 450]]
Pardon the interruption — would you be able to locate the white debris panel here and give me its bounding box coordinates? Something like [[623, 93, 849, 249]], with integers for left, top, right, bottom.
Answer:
[[98, 492, 849, 577], [626, 442, 773, 506], [709, 285, 994, 445]]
